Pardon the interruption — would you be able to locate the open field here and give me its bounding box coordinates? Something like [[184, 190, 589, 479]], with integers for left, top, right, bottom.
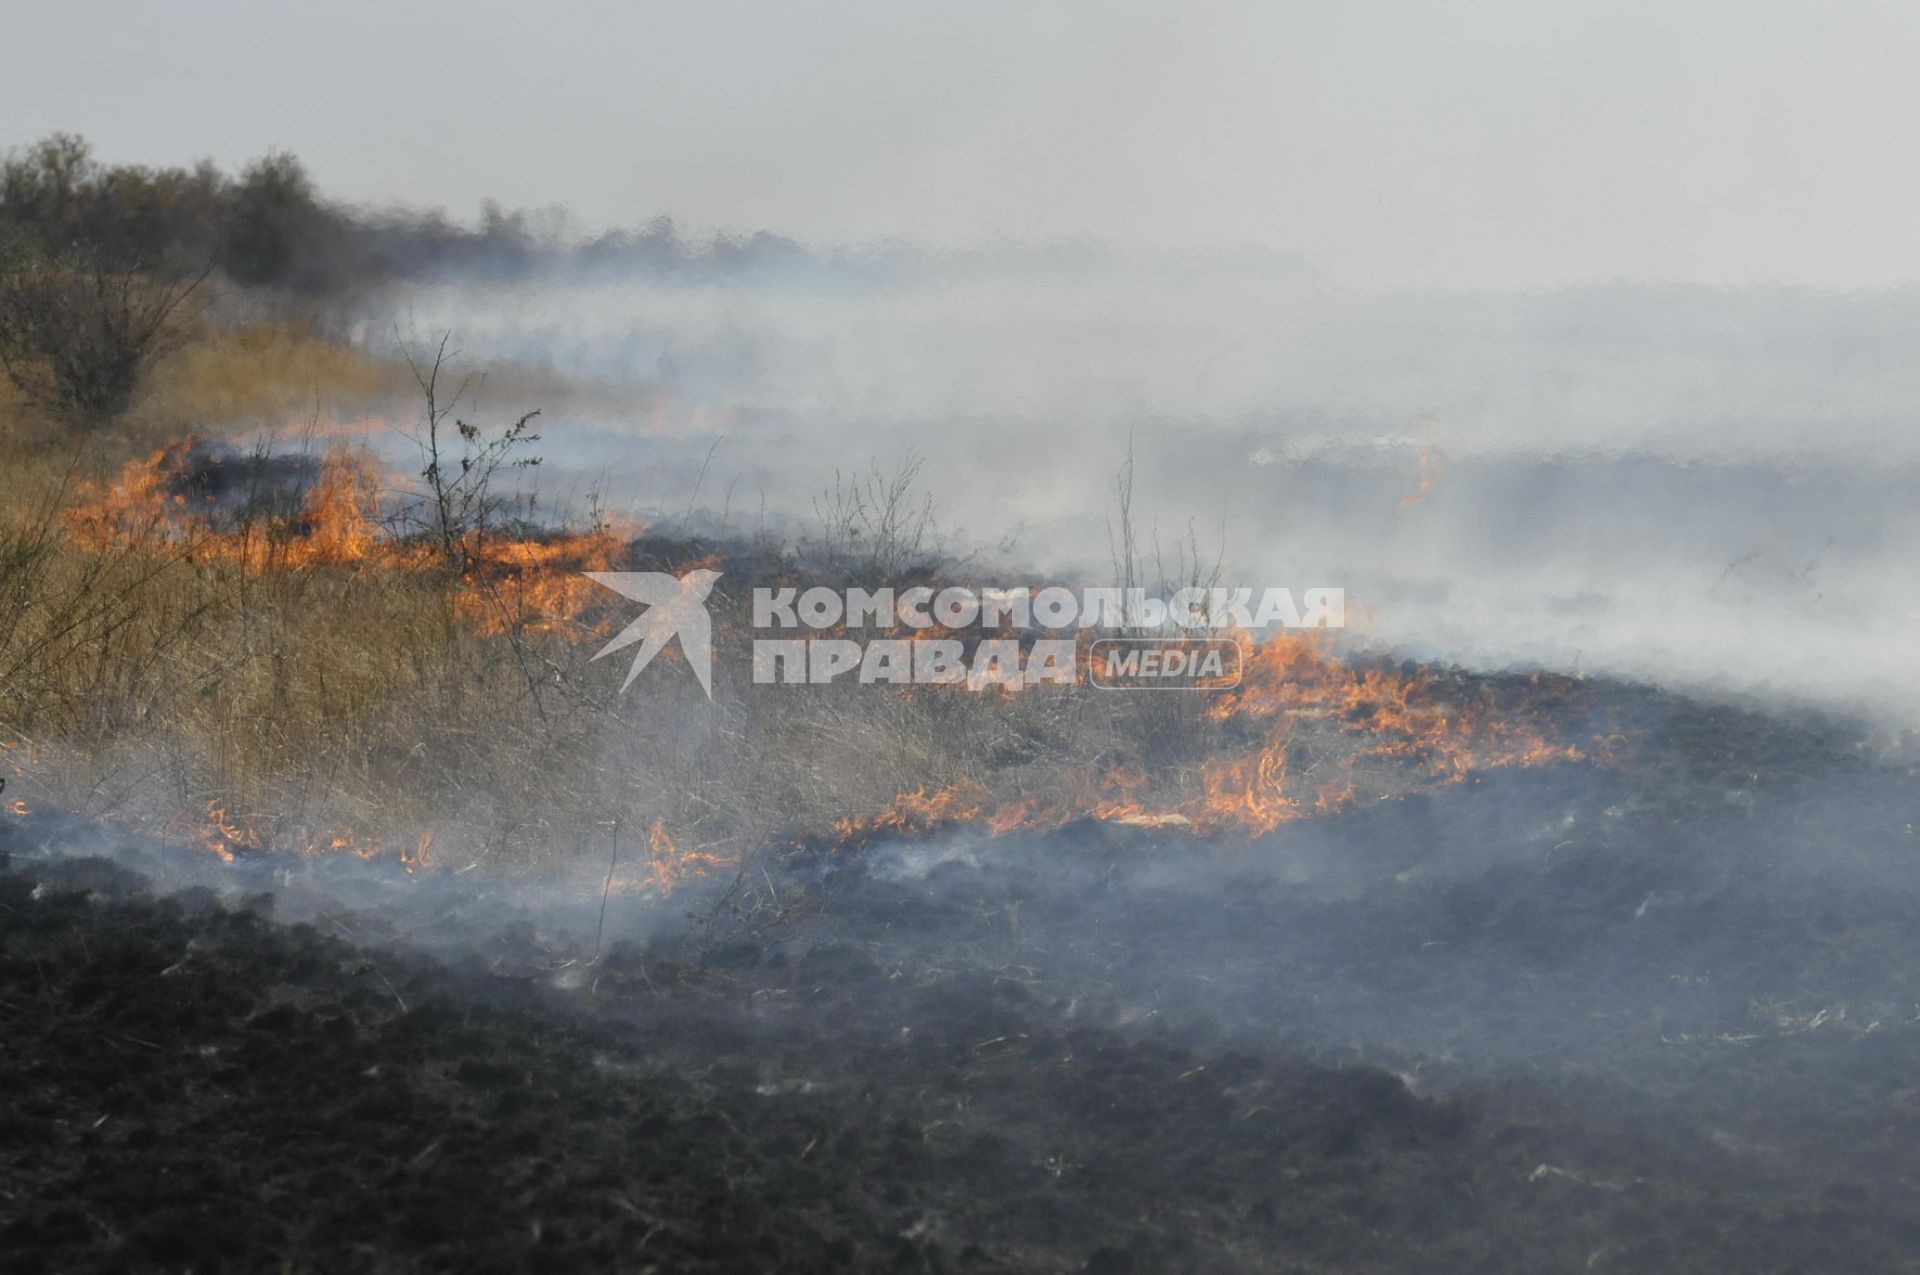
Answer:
[[3, 112, 1918, 1272]]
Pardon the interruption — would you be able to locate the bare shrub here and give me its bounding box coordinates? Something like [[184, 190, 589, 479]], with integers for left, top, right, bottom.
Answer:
[[809, 454, 935, 578], [399, 332, 542, 574], [0, 244, 205, 426], [1101, 443, 1231, 763]]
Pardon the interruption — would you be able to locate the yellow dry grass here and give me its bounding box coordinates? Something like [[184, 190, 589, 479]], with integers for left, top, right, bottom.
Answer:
[[0, 317, 584, 868], [134, 318, 405, 429]]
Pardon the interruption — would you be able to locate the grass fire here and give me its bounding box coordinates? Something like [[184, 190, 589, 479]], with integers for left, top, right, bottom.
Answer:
[[5, 13, 1920, 1270]]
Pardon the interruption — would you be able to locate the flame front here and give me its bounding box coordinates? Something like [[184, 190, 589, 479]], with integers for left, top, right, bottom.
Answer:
[[65, 440, 631, 638], [602, 820, 740, 896], [837, 630, 1583, 844], [56, 440, 1585, 871]]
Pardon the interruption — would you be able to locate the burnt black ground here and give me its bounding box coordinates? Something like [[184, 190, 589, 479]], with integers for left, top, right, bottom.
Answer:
[[4, 680, 1920, 1272]]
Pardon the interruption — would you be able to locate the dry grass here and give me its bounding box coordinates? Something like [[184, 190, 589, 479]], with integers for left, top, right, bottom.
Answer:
[[0, 461, 1232, 894], [0, 363, 1037, 886], [0, 313, 1091, 883], [0, 517, 629, 873], [0, 317, 567, 867], [134, 318, 402, 429]]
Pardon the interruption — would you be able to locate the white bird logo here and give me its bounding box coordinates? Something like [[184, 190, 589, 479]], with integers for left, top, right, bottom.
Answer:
[[584, 568, 723, 696]]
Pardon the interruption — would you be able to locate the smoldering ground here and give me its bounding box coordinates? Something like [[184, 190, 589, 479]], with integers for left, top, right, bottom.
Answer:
[[5, 665, 1920, 1271], [11, 158, 1920, 1272], [10, 5, 1920, 1262]]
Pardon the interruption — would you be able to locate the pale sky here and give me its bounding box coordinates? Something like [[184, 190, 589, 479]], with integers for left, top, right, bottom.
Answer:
[[5, 0, 1920, 288]]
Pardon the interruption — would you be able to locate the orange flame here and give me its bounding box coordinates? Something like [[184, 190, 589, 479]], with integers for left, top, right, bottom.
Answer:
[[65, 441, 634, 637], [168, 799, 249, 863], [1400, 443, 1446, 506], [158, 797, 448, 870], [835, 630, 1582, 845], [401, 829, 436, 875], [604, 820, 739, 897]]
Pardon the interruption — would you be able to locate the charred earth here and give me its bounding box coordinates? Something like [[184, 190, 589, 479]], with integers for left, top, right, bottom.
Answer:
[[2, 678, 1918, 1272]]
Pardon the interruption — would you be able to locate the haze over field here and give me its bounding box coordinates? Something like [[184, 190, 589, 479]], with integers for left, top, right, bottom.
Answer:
[[12, 5, 1920, 1271], [9, 3, 1916, 716], [354, 264, 1919, 723]]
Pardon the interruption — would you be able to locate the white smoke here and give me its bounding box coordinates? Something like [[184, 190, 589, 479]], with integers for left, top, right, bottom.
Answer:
[[352, 252, 1920, 724]]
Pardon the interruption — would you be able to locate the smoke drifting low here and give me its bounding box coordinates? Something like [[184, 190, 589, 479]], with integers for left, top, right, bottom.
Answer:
[[362, 252, 1920, 725]]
